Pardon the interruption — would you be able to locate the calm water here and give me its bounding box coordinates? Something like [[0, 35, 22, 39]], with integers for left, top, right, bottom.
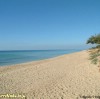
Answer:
[[0, 49, 82, 66]]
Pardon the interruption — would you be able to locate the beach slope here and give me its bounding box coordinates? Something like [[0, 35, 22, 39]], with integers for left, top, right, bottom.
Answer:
[[0, 50, 100, 99]]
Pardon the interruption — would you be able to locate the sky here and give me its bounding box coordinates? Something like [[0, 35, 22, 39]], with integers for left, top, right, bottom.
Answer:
[[0, 0, 100, 50]]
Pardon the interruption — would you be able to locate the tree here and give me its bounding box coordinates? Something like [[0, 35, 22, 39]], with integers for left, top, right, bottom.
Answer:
[[87, 34, 100, 71]]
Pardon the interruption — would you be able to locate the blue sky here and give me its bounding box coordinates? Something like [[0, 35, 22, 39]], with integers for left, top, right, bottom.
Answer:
[[0, 0, 100, 50]]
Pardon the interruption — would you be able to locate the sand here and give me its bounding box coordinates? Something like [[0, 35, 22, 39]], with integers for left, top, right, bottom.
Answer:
[[0, 50, 100, 99]]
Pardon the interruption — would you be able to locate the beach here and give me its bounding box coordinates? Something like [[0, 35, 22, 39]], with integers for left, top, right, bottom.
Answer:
[[0, 50, 100, 99]]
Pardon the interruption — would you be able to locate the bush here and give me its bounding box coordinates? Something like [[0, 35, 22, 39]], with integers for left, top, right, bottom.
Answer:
[[87, 34, 100, 71]]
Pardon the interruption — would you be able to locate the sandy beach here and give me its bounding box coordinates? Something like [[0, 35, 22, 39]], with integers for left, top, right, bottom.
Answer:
[[0, 50, 100, 99]]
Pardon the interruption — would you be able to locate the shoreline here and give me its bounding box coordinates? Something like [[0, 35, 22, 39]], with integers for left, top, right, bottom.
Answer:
[[0, 50, 100, 99], [0, 50, 84, 68]]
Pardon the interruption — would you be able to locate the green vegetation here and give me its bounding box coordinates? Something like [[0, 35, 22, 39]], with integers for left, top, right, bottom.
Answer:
[[87, 34, 100, 70]]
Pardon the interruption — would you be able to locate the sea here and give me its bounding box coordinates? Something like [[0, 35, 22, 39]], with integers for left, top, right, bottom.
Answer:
[[0, 49, 83, 66]]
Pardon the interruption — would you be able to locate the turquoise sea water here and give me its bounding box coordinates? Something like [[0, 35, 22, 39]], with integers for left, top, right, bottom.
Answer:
[[0, 49, 82, 66]]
